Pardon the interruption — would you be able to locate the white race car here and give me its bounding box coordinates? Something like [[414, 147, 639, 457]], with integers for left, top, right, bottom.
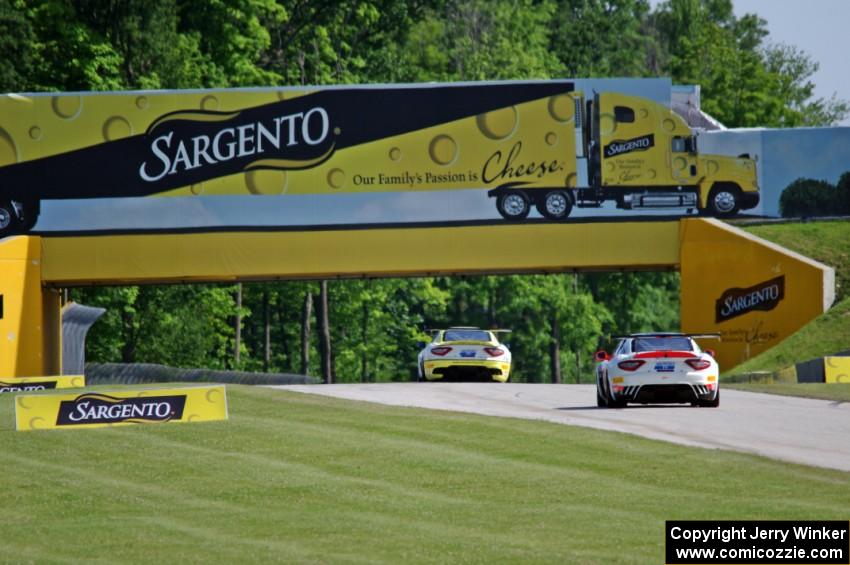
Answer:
[[595, 333, 720, 408], [417, 327, 512, 382]]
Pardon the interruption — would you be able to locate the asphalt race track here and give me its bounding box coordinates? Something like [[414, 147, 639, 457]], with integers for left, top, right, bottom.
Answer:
[[274, 383, 850, 472]]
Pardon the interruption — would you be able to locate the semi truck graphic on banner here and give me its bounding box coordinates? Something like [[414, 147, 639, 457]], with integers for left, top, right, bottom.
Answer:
[[0, 81, 758, 235]]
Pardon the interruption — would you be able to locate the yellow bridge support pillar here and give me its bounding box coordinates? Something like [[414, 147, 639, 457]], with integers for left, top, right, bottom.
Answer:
[[0, 218, 836, 377], [0, 236, 61, 377], [680, 218, 834, 371]]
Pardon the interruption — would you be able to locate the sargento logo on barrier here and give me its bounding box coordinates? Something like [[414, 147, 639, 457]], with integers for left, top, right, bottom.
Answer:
[[0, 381, 57, 393], [15, 385, 227, 431], [715, 275, 785, 323], [139, 105, 334, 183], [604, 134, 654, 158], [56, 393, 187, 426]]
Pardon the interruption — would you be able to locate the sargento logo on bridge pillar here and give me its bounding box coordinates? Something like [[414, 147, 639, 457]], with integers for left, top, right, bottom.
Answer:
[[0, 375, 85, 393], [715, 275, 785, 323], [0, 380, 58, 393]]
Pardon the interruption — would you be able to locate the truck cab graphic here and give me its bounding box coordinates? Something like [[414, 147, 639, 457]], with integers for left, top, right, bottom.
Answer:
[[488, 91, 758, 220]]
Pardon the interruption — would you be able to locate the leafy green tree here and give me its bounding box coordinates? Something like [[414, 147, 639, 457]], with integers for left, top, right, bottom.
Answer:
[[763, 44, 850, 126], [26, 0, 124, 91], [179, 0, 285, 86], [232, 281, 316, 374], [84, 0, 219, 89], [651, 0, 848, 127], [399, 0, 560, 82], [133, 285, 236, 368], [657, 1, 775, 127], [498, 275, 586, 383], [585, 272, 680, 339], [836, 172, 850, 216], [0, 0, 35, 91], [17, 0, 846, 382], [429, 275, 609, 383], [329, 278, 449, 382], [75, 285, 237, 368], [779, 178, 841, 218], [257, 0, 431, 86], [549, 0, 653, 78], [71, 286, 140, 363]]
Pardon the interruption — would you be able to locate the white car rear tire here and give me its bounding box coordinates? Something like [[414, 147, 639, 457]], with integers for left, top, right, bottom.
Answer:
[[699, 390, 720, 407]]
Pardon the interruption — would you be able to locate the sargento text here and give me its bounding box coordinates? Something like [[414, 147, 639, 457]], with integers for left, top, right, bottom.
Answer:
[[56, 394, 187, 425], [604, 134, 655, 158], [715, 276, 785, 323], [720, 285, 781, 318], [139, 107, 330, 182], [69, 400, 172, 421]]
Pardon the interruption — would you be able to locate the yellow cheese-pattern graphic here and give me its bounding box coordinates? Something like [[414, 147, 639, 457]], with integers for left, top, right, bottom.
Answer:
[[1, 83, 761, 231], [0, 85, 576, 200], [825, 357, 850, 384], [0, 375, 85, 392]]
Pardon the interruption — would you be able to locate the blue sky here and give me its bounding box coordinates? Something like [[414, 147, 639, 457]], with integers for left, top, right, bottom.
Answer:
[[652, 0, 850, 126], [733, 0, 850, 125]]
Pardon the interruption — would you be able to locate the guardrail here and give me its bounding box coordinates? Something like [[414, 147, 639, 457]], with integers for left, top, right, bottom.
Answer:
[[85, 363, 319, 386], [725, 352, 850, 384]]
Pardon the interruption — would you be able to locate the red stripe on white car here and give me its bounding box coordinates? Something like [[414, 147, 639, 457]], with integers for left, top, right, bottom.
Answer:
[[633, 351, 697, 359]]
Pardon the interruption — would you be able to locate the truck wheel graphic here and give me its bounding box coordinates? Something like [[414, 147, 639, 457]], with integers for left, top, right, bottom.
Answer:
[[496, 191, 530, 221], [707, 184, 741, 217], [16, 200, 39, 233], [536, 190, 573, 220], [0, 200, 19, 237]]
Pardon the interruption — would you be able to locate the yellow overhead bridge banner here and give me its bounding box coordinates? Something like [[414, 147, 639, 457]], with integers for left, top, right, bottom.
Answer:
[[0, 82, 575, 206], [0, 375, 84, 393], [0, 80, 759, 236], [15, 385, 228, 431]]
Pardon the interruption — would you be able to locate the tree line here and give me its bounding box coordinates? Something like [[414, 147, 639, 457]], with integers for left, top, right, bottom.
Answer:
[[69, 273, 679, 383], [780, 172, 850, 218], [2, 0, 846, 382]]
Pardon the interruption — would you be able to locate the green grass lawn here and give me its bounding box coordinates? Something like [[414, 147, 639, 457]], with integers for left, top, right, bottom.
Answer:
[[726, 297, 850, 377], [726, 382, 850, 402], [723, 221, 850, 378], [2, 385, 849, 563], [743, 220, 850, 301]]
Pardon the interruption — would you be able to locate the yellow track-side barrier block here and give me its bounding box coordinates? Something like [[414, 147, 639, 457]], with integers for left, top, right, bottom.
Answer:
[[825, 357, 850, 384], [15, 385, 228, 431], [0, 375, 85, 393]]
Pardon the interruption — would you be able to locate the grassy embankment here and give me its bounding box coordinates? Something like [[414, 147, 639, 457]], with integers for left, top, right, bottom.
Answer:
[[725, 220, 850, 399], [2, 385, 849, 563], [743, 221, 849, 303], [727, 382, 850, 402], [725, 297, 850, 376]]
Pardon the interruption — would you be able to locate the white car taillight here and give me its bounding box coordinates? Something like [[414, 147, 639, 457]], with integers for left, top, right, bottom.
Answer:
[[617, 360, 645, 371], [685, 359, 711, 371]]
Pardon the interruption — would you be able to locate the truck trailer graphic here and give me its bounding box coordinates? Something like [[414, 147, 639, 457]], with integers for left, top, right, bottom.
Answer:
[[0, 81, 758, 235]]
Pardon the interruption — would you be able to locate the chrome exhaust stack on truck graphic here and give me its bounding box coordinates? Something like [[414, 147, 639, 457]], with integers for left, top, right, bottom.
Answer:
[[0, 81, 758, 236]]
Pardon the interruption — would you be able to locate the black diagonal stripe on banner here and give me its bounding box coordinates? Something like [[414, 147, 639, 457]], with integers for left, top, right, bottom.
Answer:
[[0, 82, 573, 201]]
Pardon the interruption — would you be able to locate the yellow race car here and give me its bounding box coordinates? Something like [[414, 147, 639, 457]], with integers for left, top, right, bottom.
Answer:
[[417, 327, 512, 383]]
